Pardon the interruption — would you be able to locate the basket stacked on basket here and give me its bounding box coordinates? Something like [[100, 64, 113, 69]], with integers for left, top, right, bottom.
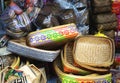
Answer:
[[54, 35, 115, 83], [90, 0, 117, 39]]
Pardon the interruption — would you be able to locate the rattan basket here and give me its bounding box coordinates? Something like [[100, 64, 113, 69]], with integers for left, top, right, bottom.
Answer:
[[7, 38, 60, 62], [63, 41, 109, 72], [61, 42, 91, 75], [73, 35, 115, 67], [54, 56, 112, 83]]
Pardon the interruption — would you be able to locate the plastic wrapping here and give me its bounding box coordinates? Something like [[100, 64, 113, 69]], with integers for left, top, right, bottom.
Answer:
[[34, 14, 59, 29], [34, 1, 61, 29], [57, 9, 76, 24], [0, 0, 41, 38], [54, 0, 89, 35]]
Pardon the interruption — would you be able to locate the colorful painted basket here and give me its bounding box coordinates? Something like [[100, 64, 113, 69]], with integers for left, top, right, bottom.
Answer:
[[73, 35, 115, 68], [54, 56, 112, 83], [27, 23, 79, 49]]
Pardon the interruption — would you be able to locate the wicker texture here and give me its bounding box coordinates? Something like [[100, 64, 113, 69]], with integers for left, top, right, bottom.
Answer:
[[54, 56, 112, 83], [92, 6, 111, 14], [73, 36, 115, 67], [95, 21, 117, 31], [61, 42, 91, 75], [91, 0, 111, 7], [93, 13, 117, 24]]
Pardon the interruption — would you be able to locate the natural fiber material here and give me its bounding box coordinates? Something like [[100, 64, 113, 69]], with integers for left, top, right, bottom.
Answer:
[[93, 13, 117, 24], [95, 21, 117, 31], [73, 35, 115, 67], [7, 38, 60, 62], [54, 56, 112, 83], [103, 30, 115, 39], [62, 42, 91, 75], [91, 0, 111, 7], [92, 6, 111, 14]]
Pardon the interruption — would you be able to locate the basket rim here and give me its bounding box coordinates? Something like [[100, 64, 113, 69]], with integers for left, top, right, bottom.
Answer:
[[73, 35, 115, 67], [54, 57, 112, 80], [63, 42, 91, 74], [8, 39, 61, 53], [28, 23, 76, 35], [61, 50, 91, 75]]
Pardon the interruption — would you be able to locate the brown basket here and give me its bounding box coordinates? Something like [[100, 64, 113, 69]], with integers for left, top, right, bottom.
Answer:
[[92, 6, 111, 14], [93, 13, 117, 24], [91, 0, 111, 7], [95, 21, 117, 31], [73, 35, 115, 67]]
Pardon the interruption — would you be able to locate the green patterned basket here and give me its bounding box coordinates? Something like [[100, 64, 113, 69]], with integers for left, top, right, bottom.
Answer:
[[54, 56, 112, 83]]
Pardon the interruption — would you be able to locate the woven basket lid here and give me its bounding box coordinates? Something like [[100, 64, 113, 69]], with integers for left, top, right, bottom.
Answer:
[[62, 42, 91, 75], [73, 35, 115, 67]]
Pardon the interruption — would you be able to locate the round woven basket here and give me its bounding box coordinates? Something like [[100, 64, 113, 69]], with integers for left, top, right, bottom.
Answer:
[[54, 56, 112, 83], [61, 42, 91, 75], [73, 35, 115, 67]]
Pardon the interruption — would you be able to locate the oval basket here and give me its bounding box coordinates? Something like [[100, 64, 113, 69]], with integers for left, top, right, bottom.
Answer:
[[73, 35, 115, 67], [54, 56, 112, 83], [61, 42, 91, 75]]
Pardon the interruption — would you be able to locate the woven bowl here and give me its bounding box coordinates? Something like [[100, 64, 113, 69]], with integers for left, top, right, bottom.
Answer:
[[61, 42, 91, 75], [63, 41, 109, 72], [73, 35, 115, 67], [54, 56, 112, 83]]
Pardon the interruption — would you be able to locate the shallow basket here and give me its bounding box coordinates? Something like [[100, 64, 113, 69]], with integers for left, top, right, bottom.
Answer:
[[7, 38, 60, 62], [54, 56, 112, 83], [61, 42, 91, 75], [63, 42, 109, 72], [73, 35, 115, 67]]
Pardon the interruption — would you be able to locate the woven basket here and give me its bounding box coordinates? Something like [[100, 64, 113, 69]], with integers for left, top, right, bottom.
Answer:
[[73, 35, 115, 67], [95, 21, 117, 31], [54, 56, 112, 83], [92, 6, 111, 14], [7, 38, 60, 62], [91, 0, 111, 7], [61, 42, 91, 75], [27, 23, 79, 49], [93, 13, 117, 24]]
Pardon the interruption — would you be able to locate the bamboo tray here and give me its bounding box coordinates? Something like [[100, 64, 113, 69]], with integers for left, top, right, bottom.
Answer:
[[73, 35, 115, 67], [61, 42, 91, 75]]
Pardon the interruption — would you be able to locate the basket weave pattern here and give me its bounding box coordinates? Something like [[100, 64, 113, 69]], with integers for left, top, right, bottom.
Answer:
[[73, 36, 114, 67]]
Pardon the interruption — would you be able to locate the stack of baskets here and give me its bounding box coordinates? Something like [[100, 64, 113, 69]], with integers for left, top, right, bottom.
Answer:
[[90, 0, 117, 39], [54, 35, 115, 83]]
